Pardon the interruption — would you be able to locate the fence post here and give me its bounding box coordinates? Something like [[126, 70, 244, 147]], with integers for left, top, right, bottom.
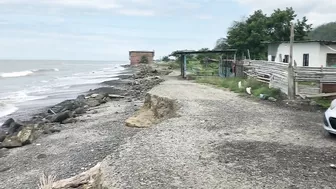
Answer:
[[294, 60, 298, 95], [288, 23, 295, 99]]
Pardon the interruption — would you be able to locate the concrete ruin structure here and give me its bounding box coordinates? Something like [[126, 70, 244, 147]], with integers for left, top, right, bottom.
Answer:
[[129, 51, 155, 65]]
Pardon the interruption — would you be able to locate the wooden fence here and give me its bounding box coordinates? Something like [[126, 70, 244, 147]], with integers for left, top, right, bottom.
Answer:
[[244, 60, 289, 95], [244, 60, 336, 98]]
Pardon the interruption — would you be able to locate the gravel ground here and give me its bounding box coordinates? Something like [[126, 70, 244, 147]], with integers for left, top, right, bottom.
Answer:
[[0, 100, 143, 189], [101, 73, 336, 189]]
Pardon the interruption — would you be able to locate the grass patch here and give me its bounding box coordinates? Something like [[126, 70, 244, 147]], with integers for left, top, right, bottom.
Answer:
[[196, 77, 281, 99], [313, 98, 332, 109]]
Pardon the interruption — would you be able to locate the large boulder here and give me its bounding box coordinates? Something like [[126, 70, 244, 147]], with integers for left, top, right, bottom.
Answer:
[[17, 126, 35, 145], [74, 107, 86, 115], [1, 118, 15, 128], [51, 100, 83, 114], [51, 111, 72, 123], [85, 99, 101, 107], [1, 136, 22, 148]]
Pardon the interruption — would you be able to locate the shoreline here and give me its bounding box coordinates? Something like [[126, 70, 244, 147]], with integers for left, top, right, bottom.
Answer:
[[0, 63, 172, 188]]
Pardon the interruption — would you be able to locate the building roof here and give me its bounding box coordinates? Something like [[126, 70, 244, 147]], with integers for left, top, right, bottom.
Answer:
[[263, 40, 336, 45], [129, 51, 154, 53], [129, 51, 155, 56], [171, 49, 237, 56]]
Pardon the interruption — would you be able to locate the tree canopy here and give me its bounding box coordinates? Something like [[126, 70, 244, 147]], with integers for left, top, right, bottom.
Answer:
[[225, 7, 312, 59], [309, 22, 336, 41]]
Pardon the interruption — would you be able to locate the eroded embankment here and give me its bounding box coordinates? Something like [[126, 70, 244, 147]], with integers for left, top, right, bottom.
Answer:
[[125, 93, 180, 128]]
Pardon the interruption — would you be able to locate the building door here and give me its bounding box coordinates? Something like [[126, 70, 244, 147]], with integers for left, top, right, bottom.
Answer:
[[284, 55, 289, 63], [303, 54, 309, 66], [327, 54, 336, 67]]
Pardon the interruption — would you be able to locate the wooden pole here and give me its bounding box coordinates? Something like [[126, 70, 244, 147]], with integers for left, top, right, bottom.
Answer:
[[288, 23, 295, 99], [183, 54, 187, 78]]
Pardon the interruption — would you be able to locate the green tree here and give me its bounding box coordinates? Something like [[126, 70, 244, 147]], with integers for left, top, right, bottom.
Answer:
[[162, 56, 170, 62], [140, 55, 149, 64], [226, 7, 312, 60], [214, 38, 229, 50], [309, 22, 336, 41]]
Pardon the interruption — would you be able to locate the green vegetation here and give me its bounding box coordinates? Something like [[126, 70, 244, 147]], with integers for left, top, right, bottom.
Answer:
[[162, 56, 170, 62], [309, 22, 336, 41], [313, 98, 332, 109], [226, 7, 312, 59], [140, 55, 149, 64], [196, 77, 281, 99]]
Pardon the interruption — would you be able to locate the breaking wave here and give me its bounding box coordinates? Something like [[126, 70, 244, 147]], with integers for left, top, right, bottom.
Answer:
[[0, 102, 19, 118], [0, 68, 59, 78]]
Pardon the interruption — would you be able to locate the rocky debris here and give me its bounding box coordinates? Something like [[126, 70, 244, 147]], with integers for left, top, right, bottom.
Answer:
[[62, 118, 77, 124], [88, 87, 126, 96], [51, 111, 72, 123], [1, 136, 22, 148], [268, 97, 277, 102], [310, 100, 317, 106], [126, 93, 179, 128], [1, 118, 15, 128], [17, 126, 35, 145], [0, 64, 168, 149], [108, 94, 125, 99], [74, 107, 86, 115]]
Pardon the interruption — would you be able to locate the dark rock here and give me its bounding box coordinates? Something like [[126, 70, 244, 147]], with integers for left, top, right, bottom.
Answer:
[[37, 154, 47, 159], [51, 111, 71, 123], [49, 128, 61, 133], [85, 99, 101, 107], [74, 107, 86, 115], [87, 87, 126, 96], [8, 121, 24, 135], [1, 118, 14, 128], [0, 130, 7, 142], [76, 95, 86, 101], [51, 100, 83, 114], [1, 136, 22, 148], [62, 118, 77, 124]]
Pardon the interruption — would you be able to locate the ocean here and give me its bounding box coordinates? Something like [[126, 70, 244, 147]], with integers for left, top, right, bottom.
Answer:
[[0, 60, 127, 123]]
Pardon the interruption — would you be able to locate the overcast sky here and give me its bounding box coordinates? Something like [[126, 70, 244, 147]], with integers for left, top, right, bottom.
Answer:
[[0, 0, 334, 60]]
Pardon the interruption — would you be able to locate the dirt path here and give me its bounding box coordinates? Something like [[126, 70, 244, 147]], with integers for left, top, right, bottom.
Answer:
[[100, 73, 336, 188]]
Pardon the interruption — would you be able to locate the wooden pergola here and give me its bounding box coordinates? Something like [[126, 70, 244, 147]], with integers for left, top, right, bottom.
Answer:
[[171, 49, 237, 78]]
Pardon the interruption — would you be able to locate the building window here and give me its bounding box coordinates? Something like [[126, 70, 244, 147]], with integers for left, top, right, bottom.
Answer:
[[303, 54, 309, 66], [327, 54, 336, 67], [271, 56, 276, 61], [284, 55, 289, 63]]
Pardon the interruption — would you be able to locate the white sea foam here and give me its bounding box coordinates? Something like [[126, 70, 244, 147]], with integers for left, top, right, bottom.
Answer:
[[0, 70, 34, 78], [0, 68, 59, 78], [0, 103, 19, 118]]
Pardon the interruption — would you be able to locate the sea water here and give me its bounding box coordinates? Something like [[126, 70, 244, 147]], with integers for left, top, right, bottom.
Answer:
[[0, 60, 127, 123]]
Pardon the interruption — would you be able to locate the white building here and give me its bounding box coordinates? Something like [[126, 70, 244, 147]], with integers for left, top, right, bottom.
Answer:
[[267, 41, 336, 67]]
